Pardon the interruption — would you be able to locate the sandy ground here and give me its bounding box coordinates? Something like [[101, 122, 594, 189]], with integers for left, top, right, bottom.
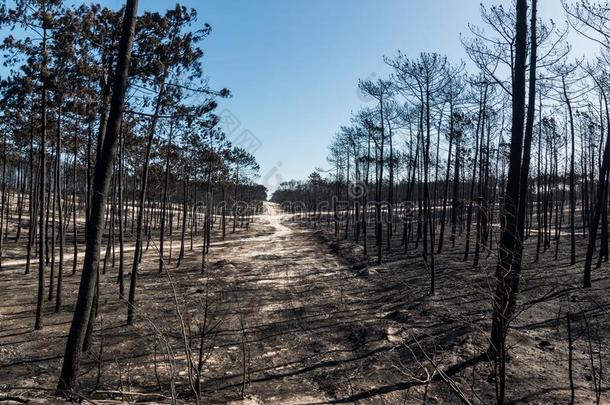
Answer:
[[1, 202, 609, 404]]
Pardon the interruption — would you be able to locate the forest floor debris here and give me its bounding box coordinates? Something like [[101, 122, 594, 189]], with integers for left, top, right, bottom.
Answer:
[[1, 203, 609, 403]]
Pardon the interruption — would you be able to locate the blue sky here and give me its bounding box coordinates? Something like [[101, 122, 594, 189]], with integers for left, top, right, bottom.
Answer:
[[192, 0, 594, 194], [6, 1, 599, 193], [201, 0, 487, 192]]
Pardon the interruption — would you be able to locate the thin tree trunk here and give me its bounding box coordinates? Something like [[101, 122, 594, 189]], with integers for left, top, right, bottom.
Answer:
[[159, 120, 174, 273], [55, 102, 65, 313], [584, 87, 610, 287], [34, 18, 48, 331], [127, 71, 167, 325], [563, 76, 577, 266], [117, 120, 125, 298]]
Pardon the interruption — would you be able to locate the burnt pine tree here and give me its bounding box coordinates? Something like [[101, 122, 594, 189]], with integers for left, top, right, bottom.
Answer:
[[489, 0, 529, 403], [509, 0, 538, 318], [56, 0, 138, 394]]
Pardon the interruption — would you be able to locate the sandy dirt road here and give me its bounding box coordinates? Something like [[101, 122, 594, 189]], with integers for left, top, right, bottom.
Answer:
[[204, 202, 398, 404]]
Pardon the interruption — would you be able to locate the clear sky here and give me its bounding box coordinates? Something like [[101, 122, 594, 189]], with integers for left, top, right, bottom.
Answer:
[[11, 0, 599, 194], [200, 0, 489, 192], [190, 0, 594, 194]]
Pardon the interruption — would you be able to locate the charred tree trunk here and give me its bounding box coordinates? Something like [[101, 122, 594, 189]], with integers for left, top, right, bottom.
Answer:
[[489, 4, 529, 398], [54, 102, 65, 313], [127, 71, 166, 325], [56, 1, 137, 392], [584, 87, 610, 288], [34, 18, 48, 331], [563, 76, 577, 266], [159, 120, 174, 274]]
